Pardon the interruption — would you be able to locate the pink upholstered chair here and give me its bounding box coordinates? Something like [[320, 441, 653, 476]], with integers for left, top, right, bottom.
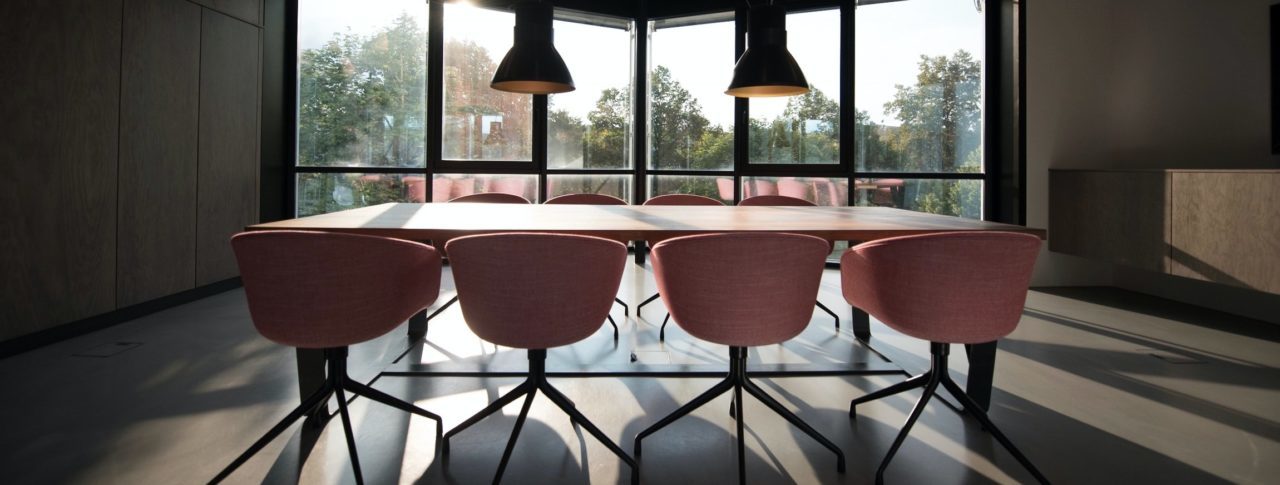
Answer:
[[633, 233, 845, 484], [738, 195, 841, 330], [635, 194, 726, 340], [441, 233, 634, 481], [544, 193, 631, 339], [841, 232, 1047, 484], [212, 231, 445, 484], [420, 192, 531, 333]]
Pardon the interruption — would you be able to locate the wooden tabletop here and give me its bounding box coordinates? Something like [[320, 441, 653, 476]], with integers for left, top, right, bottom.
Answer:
[[249, 203, 1046, 241]]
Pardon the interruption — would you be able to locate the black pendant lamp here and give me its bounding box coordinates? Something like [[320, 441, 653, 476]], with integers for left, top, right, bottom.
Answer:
[[491, 2, 575, 94], [725, 4, 809, 97]]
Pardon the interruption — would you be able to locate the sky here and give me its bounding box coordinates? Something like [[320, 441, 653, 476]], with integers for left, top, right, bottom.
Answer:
[[297, 0, 985, 127]]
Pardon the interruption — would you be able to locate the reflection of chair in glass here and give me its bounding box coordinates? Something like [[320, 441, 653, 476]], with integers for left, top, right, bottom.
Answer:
[[404, 176, 426, 202], [213, 231, 445, 484], [633, 233, 846, 485], [739, 195, 841, 330], [635, 194, 725, 341], [842, 232, 1048, 484], [543, 193, 631, 339], [868, 178, 904, 207], [818, 178, 848, 207], [441, 233, 635, 482], [743, 179, 779, 199], [716, 177, 735, 201], [776, 177, 809, 200], [421, 192, 532, 333], [489, 176, 529, 199], [449, 177, 476, 199], [431, 177, 453, 202]]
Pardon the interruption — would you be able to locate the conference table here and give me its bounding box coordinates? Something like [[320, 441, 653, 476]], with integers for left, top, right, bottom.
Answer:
[[248, 202, 1046, 417]]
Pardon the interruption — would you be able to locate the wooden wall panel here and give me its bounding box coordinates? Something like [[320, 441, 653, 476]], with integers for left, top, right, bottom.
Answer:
[[191, 0, 261, 26], [117, 0, 201, 307], [197, 9, 261, 285], [1048, 170, 1171, 273], [1171, 172, 1280, 294], [0, 0, 123, 341]]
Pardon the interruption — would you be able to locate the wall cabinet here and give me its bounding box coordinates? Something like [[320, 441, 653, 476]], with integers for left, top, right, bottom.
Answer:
[[1050, 169, 1280, 295]]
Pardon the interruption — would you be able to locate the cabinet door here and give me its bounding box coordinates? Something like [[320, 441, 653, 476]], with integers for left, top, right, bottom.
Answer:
[[197, 9, 261, 285], [0, 0, 121, 340], [1048, 170, 1171, 273], [1171, 172, 1280, 294], [118, 0, 201, 306]]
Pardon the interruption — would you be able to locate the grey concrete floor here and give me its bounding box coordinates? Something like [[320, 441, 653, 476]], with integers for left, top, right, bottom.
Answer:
[[1, 265, 1277, 484]]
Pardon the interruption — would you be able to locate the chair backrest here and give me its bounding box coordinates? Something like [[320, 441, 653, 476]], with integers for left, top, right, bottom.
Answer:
[[738, 195, 815, 207], [652, 233, 829, 347], [544, 193, 627, 205], [445, 233, 627, 349], [449, 192, 531, 204], [231, 231, 442, 349], [642, 194, 724, 206], [840, 231, 1042, 344]]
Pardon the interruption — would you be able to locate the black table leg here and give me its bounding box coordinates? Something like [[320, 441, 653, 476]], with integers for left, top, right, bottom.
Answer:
[[633, 241, 646, 266], [407, 309, 428, 339], [964, 341, 998, 412], [296, 348, 329, 425], [851, 305, 872, 342]]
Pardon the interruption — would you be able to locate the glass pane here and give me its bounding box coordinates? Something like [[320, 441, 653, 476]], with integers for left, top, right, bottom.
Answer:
[[547, 174, 632, 202], [855, 0, 984, 173], [748, 10, 839, 165], [442, 4, 532, 161], [433, 174, 537, 202], [548, 20, 633, 169], [296, 173, 423, 216], [648, 20, 735, 171], [740, 177, 848, 206], [646, 175, 732, 204], [856, 178, 982, 219], [297, 0, 427, 168]]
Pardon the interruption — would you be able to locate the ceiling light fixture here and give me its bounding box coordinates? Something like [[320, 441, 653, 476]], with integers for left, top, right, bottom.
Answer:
[[725, 3, 809, 97], [491, 2, 575, 94]]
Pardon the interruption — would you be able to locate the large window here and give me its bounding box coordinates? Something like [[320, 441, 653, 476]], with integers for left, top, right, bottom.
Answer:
[[853, 0, 986, 217], [292, 1, 999, 224], [647, 19, 735, 172]]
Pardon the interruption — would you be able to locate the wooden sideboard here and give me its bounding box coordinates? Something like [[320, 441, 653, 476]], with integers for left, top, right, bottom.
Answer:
[[1050, 169, 1280, 294]]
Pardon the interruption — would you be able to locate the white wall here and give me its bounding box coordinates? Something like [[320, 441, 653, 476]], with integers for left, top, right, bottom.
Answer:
[[1026, 0, 1278, 288]]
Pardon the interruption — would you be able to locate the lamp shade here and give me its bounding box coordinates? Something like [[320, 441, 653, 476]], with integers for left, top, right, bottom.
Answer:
[[726, 4, 808, 97], [491, 3, 575, 94]]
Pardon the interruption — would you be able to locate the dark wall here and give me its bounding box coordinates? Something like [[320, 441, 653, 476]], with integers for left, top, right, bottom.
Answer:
[[0, 0, 262, 342]]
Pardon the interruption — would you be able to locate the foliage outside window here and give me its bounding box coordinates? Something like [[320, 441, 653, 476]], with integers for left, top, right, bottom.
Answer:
[[442, 4, 532, 161], [547, 20, 633, 169], [648, 20, 735, 172], [297, 2, 427, 168]]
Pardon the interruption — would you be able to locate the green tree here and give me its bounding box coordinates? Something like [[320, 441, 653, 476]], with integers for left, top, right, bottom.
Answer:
[[583, 87, 630, 169], [649, 66, 715, 169], [853, 109, 901, 171], [883, 50, 982, 172]]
